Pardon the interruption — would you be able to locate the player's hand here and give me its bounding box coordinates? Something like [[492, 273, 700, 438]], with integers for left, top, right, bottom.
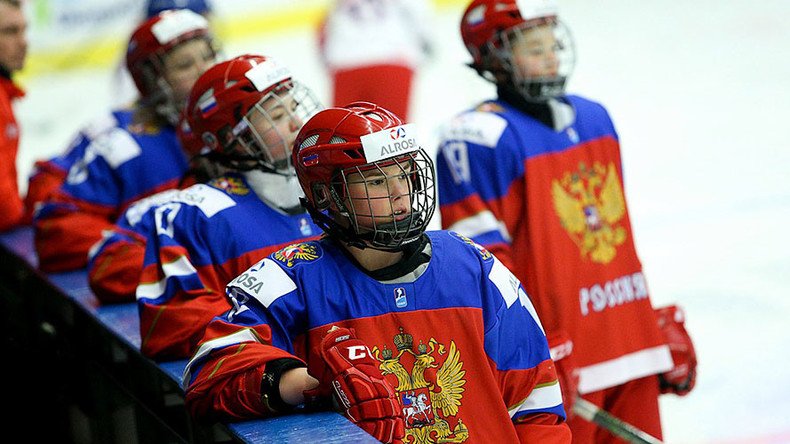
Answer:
[[319, 326, 405, 444], [547, 330, 580, 418], [655, 305, 697, 396]]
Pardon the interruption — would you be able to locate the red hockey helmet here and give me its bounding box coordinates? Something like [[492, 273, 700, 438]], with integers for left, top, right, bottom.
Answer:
[[176, 115, 227, 183], [176, 113, 205, 157], [293, 102, 436, 251], [461, 0, 574, 101], [185, 54, 322, 173], [126, 9, 217, 123]]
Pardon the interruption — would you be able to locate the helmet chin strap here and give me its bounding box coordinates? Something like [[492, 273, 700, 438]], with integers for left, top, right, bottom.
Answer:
[[243, 170, 305, 214]]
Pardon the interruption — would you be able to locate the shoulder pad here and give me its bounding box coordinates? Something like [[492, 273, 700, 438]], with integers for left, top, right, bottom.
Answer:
[[82, 113, 120, 140], [123, 189, 182, 226], [441, 110, 508, 148], [89, 127, 142, 168], [227, 258, 297, 309], [171, 183, 237, 217]]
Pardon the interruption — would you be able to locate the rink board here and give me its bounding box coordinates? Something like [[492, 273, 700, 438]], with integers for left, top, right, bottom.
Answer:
[[0, 226, 376, 444]]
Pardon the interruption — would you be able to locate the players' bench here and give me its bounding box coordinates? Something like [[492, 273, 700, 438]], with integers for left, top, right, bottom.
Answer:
[[0, 226, 375, 443]]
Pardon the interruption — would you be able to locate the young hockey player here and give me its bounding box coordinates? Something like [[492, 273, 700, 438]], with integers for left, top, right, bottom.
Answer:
[[32, 9, 218, 272], [182, 102, 572, 443], [134, 54, 324, 360], [86, 115, 219, 304], [435, 0, 697, 442]]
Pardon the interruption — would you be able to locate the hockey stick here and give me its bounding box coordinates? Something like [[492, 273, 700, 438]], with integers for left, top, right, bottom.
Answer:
[[573, 397, 664, 444]]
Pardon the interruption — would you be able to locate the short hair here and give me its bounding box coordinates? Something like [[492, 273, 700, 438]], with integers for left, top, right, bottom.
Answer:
[[0, 0, 23, 8]]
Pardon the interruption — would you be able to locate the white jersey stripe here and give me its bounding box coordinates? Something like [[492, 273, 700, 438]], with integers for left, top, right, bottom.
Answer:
[[182, 328, 259, 390], [508, 382, 564, 417], [136, 255, 198, 301], [578, 345, 673, 394], [448, 210, 512, 241]]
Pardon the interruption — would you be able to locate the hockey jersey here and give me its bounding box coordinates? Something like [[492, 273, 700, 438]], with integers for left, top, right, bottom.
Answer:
[[436, 97, 672, 394], [33, 109, 188, 272], [87, 187, 183, 304], [183, 231, 569, 443], [24, 112, 121, 221], [135, 173, 322, 360]]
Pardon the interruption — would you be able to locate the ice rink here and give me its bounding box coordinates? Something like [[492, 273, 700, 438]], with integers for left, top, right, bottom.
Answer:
[[12, 1, 790, 443]]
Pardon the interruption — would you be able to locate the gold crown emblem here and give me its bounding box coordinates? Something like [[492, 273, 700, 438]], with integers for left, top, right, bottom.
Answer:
[[381, 345, 393, 360], [393, 327, 413, 351]]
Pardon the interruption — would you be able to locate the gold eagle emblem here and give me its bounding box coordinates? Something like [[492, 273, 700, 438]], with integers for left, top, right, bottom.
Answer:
[[475, 102, 504, 114], [451, 232, 493, 261], [273, 243, 320, 267], [210, 176, 250, 195], [551, 162, 627, 264], [372, 328, 469, 443]]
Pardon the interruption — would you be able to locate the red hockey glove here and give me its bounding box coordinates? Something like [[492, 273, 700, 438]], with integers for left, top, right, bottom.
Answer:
[[319, 327, 405, 444], [655, 305, 697, 396], [547, 330, 580, 418]]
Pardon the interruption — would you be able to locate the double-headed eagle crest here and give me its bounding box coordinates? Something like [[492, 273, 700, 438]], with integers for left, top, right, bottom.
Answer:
[[551, 161, 627, 264], [372, 328, 469, 443], [273, 243, 320, 267], [209, 176, 250, 195]]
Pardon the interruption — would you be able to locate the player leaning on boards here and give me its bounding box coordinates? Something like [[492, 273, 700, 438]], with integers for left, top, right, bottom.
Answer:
[[183, 102, 572, 443], [129, 54, 323, 360], [435, 0, 697, 442], [32, 9, 218, 272]]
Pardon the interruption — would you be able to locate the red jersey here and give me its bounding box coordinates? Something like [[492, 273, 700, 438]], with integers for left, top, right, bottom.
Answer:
[[436, 97, 673, 394]]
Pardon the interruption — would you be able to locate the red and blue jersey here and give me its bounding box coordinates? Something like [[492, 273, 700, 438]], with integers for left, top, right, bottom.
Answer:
[[183, 231, 569, 442], [33, 109, 188, 272], [87, 188, 183, 304], [435, 96, 672, 394], [25, 112, 121, 219], [135, 173, 322, 360]]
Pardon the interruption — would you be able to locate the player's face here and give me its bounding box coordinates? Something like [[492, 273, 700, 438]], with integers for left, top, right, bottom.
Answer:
[[510, 23, 559, 79], [247, 91, 303, 170], [345, 159, 414, 230], [162, 38, 215, 105], [0, 3, 28, 73]]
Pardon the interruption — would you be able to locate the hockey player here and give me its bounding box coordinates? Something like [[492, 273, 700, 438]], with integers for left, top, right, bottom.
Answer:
[[109, 0, 215, 108], [86, 117, 222, 304], [134, 54, 323, 360], [182, 102, 572, 443], [0, 0, 28, 231], [435, 1, 697, 442], [318, 0, 434, 120], [32, 9, 218, 272]]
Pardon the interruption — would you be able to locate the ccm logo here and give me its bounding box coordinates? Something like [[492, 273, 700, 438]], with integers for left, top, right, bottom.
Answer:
[[347, 345, 370, 360]]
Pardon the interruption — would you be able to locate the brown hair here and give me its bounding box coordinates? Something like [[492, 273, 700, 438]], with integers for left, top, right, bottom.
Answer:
[[0, 0, 23, 8]]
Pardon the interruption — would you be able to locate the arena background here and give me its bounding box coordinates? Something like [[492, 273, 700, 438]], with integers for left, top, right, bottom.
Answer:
[[11, 1, 790, 443]]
